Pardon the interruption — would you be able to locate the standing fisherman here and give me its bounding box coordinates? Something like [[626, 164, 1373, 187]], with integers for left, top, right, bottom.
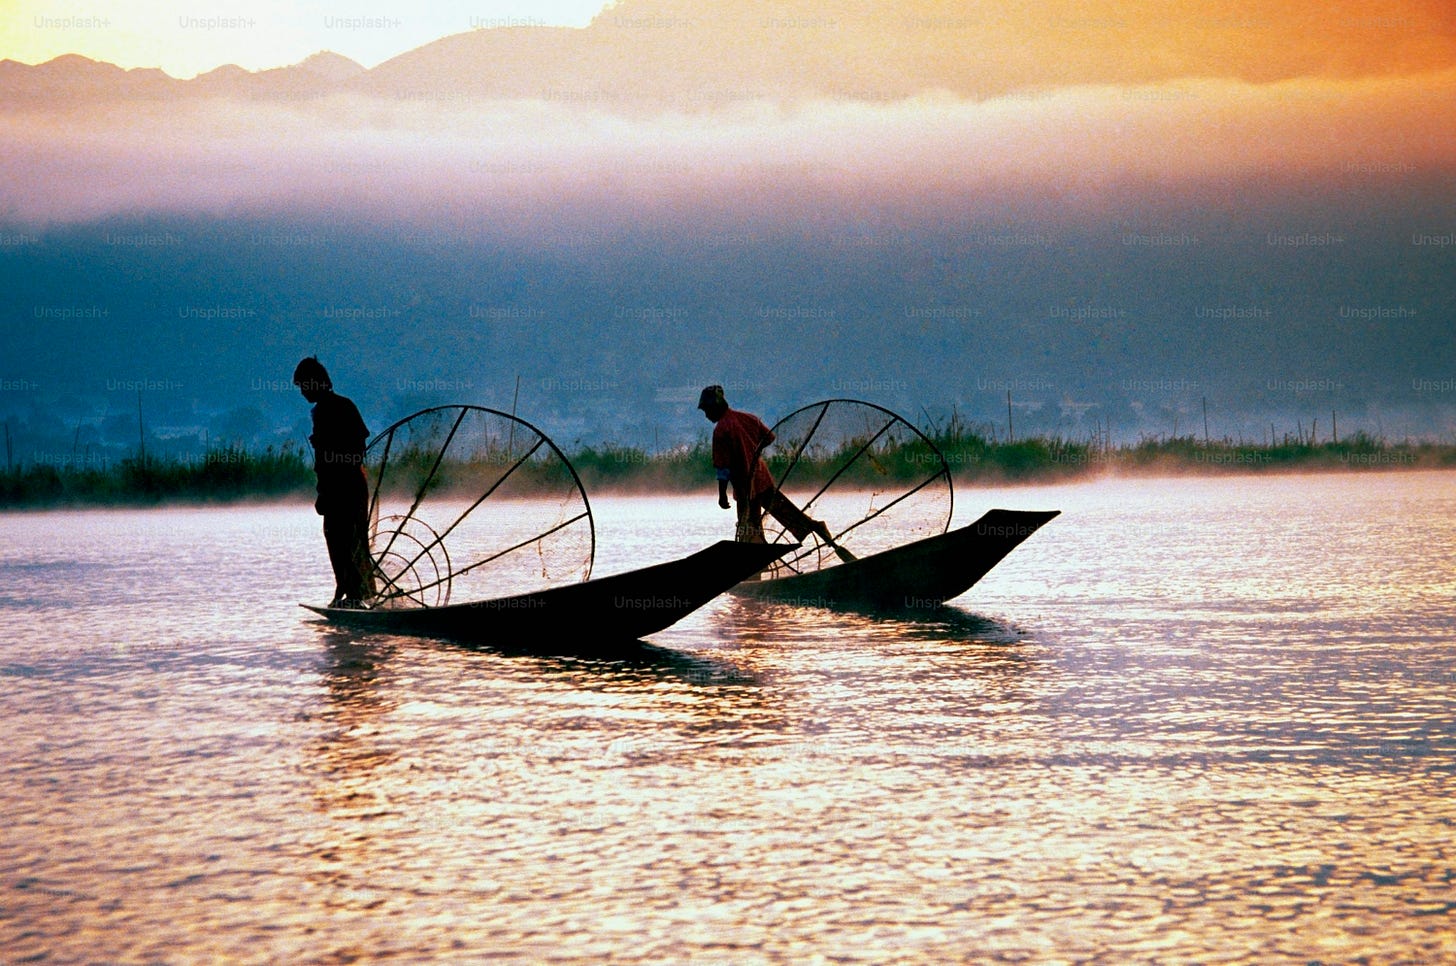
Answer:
[[294, 357, 374, 607], [697, 385, 854, 561]]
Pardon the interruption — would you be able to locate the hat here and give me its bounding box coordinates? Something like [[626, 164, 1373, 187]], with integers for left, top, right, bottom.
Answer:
[[696, 385, 726, 410]]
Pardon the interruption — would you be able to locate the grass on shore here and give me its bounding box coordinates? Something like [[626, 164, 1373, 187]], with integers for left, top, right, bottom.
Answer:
[[2, 431, 1452, 508], [0, 444, 315, 507], [928, 428, 1455, 480]]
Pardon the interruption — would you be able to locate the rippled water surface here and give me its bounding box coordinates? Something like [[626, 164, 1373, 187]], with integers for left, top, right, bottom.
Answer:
[[3, 473, 1454, 963]]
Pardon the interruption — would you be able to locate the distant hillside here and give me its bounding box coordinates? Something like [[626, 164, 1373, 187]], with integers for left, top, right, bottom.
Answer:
[[0, 50, 367, 103], [4, 0, 1451, 109], [357, 0, 1456, 106]]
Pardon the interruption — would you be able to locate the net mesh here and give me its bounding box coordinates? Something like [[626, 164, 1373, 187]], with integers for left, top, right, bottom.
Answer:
[[363, 406, 594, 608], [758, 399, 952, 579]]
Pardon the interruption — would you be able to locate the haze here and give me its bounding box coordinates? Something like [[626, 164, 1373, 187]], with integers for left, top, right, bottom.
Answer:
[[1, 0, 1452, 459]]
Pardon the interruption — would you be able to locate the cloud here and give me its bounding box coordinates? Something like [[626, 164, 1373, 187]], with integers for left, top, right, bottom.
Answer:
[[3, 69, 1453, 234]]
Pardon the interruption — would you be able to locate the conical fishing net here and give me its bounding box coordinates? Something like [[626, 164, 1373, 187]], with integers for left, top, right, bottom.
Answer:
[[363, 405, 594, 608], [758, 399, 952, 579]]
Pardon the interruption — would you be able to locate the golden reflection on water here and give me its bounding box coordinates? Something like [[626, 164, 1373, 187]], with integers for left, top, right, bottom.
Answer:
[[1, 477, 1455, 961]]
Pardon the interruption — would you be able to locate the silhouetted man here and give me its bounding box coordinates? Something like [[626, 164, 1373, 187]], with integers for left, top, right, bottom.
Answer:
[[697, 385, 853, 561], [294, 357, 373, 607]]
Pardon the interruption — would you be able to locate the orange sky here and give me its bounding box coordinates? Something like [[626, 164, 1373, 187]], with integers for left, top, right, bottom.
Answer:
[[3, 0, 1453, 83], [1, 0, 1452, 227]]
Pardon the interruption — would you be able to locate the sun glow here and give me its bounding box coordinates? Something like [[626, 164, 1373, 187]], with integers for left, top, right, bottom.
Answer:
[[2, 0, 612, 77]]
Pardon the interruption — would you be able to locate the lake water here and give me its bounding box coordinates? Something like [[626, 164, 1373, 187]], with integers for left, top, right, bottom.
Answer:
[[2, 472, 1454, 963]]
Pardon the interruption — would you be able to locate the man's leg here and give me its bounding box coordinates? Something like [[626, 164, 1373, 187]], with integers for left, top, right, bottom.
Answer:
[[735, 497, 767, 543], [761, 488, 816, 541], [349, 509, 376, 601], [322, 514, 354, 604], [762, 488, 856, 562]]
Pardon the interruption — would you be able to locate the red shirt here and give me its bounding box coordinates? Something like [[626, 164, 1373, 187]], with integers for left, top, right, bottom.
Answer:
[[712, 408, 776, 500]]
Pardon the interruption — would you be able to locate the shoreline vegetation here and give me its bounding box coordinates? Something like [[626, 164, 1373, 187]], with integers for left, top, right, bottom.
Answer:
[[2, 429, 1453, 509]]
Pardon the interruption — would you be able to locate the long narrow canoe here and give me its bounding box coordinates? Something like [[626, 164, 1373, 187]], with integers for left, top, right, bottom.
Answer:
[[303, 540, 792, 645], [730, 509, 1059, 611]]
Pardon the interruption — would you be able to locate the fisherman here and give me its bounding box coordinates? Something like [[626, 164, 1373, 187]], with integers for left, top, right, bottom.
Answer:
[[294, 356, 374, 607], [697, 385, 853, 561]]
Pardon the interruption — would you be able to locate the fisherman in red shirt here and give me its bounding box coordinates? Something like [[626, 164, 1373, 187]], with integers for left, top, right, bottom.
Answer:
[[697, 385, 853, 561], [294, 356, 375, 607]]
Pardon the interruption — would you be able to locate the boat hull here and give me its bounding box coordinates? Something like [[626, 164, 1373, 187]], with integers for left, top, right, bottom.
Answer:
[[303, 540, 793, 645], [729, 509, 1059, 611]]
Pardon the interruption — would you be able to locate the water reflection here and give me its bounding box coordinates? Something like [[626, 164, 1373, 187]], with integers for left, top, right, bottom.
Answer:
[[308, 629, 403, 822], [887, 604, 1030, 646], [718, 595, 1032, 649], [436, 637, 762, 688], [300, 618, 779, 839], [316, 628, 399, 722], [304, 611, 765, 688], [7, 477, 1456, 963]]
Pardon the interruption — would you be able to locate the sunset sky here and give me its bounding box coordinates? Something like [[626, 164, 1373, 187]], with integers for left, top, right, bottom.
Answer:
[[1, 0, 1453, 452], [4, 0, 608, 75], [4, 0, 1452, 80], [6, 0, 1452, 226]]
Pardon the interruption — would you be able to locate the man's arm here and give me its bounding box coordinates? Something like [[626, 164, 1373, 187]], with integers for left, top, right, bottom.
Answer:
[[711, 423, 733, 509], [343, 397, 369, 451]]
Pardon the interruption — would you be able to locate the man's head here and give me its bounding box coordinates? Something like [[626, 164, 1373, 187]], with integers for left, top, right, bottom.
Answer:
[[696, 384, 728, 422], [293, 356, 332, 403]]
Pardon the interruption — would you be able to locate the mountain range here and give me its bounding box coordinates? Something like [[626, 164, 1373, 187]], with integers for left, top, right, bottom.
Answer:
[[0, 50, 366, 102], [5, 0, 1453, 108]]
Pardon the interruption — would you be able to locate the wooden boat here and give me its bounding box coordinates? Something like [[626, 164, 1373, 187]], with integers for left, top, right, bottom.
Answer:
[[304, 540, 793, 645], [729, 508, 1058, 611]]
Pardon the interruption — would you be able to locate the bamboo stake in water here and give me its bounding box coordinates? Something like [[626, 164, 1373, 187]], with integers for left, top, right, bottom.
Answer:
[[508, 374, 521, 457]]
